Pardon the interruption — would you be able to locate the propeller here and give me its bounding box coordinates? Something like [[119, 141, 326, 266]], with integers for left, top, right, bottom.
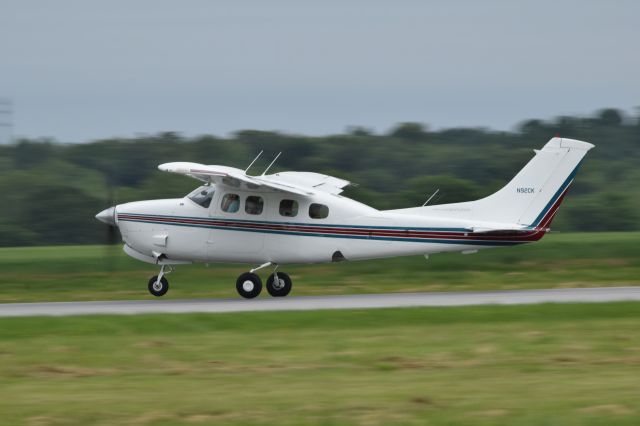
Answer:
[[106, 183, 118, 245], [95, 179, 120, 272]]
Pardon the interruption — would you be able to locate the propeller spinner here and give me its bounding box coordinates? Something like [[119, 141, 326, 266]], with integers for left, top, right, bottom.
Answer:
[[95, 206, 116, 226]]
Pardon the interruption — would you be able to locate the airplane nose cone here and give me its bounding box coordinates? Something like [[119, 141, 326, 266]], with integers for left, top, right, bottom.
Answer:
[[95, 206, 117, 226]]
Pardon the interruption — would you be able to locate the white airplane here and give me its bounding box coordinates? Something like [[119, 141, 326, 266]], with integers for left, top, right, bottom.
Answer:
[[96, 137, 593, 299]]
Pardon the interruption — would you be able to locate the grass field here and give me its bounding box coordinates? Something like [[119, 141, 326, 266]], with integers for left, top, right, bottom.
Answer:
[[0, 232, 638, 303], [0, 303, 639, 425]]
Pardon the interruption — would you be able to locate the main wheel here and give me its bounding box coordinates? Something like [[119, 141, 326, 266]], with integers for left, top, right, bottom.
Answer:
[[266, 272, 292, 297], [236, 272, 262, 299], [148, 275, 169, 297]]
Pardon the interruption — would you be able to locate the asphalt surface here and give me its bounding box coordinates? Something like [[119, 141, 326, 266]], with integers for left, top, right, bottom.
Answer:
[[0, 287, 638, 317]]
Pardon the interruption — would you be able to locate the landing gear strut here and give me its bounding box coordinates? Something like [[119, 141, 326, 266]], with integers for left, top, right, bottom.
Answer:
[[235, 263, 293, 299], [148, 265, 172, 297]]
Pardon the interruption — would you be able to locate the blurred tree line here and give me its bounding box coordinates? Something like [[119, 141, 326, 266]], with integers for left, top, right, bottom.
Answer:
[[0, 108, 638, 246]]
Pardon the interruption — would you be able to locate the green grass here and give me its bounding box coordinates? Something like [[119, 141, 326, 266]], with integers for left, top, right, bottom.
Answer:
[[0, 303, 639, 425], [0, 232, 638, 303]]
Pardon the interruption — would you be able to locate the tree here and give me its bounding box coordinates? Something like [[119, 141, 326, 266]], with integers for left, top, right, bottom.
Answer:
[[389, 122, 428, 142], [597, 108, 623, 127], [395, 175, 482, 208], [1, 106, 639, 247], [22, 186, 105, 245], [564, 193, 638, 231]]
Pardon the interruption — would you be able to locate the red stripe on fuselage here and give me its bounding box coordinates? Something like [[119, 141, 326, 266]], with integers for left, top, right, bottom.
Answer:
[[117, 214, 543, 243]]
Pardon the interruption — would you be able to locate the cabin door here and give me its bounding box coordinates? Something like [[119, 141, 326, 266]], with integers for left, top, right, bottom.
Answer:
[[207, 191, 265, 260]]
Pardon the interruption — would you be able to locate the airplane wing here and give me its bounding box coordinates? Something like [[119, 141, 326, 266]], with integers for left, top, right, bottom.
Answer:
[[158, 162, 314, 196], [262, 171, 351, 195]]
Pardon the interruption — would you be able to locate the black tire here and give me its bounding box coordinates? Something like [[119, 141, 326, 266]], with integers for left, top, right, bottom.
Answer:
[[266, 272, 292, 297], [148, 275, 169, 297], [236, 272, 262, 299]]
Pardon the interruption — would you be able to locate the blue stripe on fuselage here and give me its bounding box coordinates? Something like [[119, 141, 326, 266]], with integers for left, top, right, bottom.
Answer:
[[118, 215, 525, 246], [118, 212, 470, 232]]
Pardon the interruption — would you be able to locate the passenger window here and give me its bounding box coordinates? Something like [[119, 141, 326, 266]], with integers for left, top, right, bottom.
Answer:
[[221, 193, 240, 213], [279, 199, 298, 217], [309, 203, 329, 219], [245, 195, 264, 215]]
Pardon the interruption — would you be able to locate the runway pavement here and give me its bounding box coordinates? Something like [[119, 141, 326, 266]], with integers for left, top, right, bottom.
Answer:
[[0, 286, 638, 317]]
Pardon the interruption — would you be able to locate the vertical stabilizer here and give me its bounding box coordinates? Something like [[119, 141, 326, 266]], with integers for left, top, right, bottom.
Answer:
[[391, 137, 594, 228]]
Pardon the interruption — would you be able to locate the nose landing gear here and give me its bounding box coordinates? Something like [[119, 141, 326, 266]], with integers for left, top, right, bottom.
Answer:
[[235, 262, 293, 299], [148, 265, 172, 297]]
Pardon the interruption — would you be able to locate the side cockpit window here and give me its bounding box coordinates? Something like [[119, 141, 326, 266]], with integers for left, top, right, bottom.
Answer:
[[221, 193, 240, 213], [187, 185, 215, 208], [279, 199, 298, 217]]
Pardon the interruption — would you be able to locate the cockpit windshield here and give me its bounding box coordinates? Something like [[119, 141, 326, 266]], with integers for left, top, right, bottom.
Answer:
[[187, 185, 215, 208]]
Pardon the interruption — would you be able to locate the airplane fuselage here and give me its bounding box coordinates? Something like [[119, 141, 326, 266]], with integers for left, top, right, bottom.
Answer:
[[116, 185, 543, 266]]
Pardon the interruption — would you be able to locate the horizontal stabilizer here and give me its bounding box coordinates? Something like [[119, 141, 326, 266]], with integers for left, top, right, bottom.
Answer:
[[470, 227, 548, 235]]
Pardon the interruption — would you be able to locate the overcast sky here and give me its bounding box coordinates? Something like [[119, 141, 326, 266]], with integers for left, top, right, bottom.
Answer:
[[1, 0, 639, 142]]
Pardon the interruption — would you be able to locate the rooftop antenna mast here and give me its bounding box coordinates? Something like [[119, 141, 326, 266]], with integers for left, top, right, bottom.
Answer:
[[422, 188, 440, 206], [244, 150, 263, 174], [261, 152, 282, 176]]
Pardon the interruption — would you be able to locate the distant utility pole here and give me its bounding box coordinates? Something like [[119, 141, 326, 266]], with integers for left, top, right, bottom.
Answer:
[[0, 98, 13, 145]]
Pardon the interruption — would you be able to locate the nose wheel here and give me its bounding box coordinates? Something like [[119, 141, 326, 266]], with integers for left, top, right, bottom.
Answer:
[[148, 265, 172, 297], [148, 275, 169, 297]]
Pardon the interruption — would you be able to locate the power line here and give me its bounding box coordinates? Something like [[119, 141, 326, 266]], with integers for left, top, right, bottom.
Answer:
[[0, 97, 13, 144]]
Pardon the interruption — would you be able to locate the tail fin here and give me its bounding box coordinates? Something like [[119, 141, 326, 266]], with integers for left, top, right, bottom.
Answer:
[[397, 137, 594, 228]]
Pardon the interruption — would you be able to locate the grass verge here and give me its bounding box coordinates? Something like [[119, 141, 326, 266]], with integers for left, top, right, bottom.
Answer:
[[0, 302, 639, 425], [0, 232, 638, 302]]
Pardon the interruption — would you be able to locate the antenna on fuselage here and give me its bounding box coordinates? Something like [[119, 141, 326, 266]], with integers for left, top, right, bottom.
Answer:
[[422, 188, 440, 206], [244, 150, 264, 175], [261, 152, 281, 176]]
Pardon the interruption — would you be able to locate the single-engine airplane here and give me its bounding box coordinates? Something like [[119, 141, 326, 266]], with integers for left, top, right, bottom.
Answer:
[[96, 137, 593, 299]]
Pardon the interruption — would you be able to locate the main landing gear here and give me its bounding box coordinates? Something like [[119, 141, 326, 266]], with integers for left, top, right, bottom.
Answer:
[[235, 262, 292, 299]]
